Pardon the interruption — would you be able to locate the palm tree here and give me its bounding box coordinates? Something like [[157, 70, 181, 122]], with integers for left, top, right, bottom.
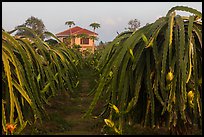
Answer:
[[89, 22, 100, 46], [65, 21, 75, 29], [89, 22, 100, 33], [65, 21, 75, 46]]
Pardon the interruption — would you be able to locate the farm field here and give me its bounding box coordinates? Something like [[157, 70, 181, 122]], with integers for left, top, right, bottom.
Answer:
[[2, 6, 202, 135], [20, 67, 103, 135], [20, 67, 201, 135]]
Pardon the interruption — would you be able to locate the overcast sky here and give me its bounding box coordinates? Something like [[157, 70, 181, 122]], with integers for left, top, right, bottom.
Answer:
[[2, 2, 202, 44]]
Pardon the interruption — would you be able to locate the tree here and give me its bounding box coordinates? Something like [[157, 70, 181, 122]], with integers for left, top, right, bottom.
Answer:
[[89, 35, 98, 43], [65, 21, 75, 29], [125, 19, 140, 31], [97, 41, 106, 50], [89, 22, 100, 45], [72, 43, 81, 51], [76, 33, 88, 39], [65, 21, 75, 46], [15, 16, 46, 40], [89, 22, 100, 33], [99, 41, 104, 45]]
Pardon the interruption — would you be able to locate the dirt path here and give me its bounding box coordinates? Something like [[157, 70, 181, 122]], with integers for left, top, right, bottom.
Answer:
[[22, 67, 103, 135], [48, 94, 101, 135], [54, 77, 102, 135], [50, 67, 103, 135]]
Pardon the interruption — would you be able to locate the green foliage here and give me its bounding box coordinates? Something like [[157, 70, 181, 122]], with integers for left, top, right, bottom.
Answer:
[[15, 16, 46, 40], [125, 19, 141, 31], [65, 21, 75, 28], [89, 22, 100, 32], [76, 33, 88, 39], [84, 6, 202, 135], [83, 49, 101, 71], [2, 27, 81, 134], [71, 43, 82, 53], [45, 39, 59, 46]]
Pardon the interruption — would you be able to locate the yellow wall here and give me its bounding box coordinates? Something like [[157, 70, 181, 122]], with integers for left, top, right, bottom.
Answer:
[[57, 34, 97, 53], [73, 36, 95, 46]]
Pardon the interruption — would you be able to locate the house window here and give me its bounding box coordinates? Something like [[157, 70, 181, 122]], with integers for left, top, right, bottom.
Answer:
[[80, 38, 89, 44]]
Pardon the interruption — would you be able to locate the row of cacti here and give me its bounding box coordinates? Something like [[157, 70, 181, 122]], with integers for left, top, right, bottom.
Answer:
[[2, 27, 82, 134], [84, 6, 202, 134]]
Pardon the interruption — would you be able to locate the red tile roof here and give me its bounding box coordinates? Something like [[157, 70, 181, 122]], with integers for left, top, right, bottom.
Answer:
[[56, 26, 98, 36]]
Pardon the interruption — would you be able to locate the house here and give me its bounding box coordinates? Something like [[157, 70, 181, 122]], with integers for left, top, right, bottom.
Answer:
[[55, 26, 98, 53]]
